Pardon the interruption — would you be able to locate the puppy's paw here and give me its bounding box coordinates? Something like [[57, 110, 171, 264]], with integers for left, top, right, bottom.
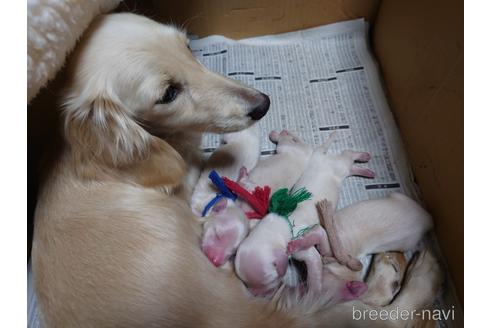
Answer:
[[342, 281, 368, 300], [354, 151, 371, 162], [350, 166, 376, 178], [286, 238, 305, 255]]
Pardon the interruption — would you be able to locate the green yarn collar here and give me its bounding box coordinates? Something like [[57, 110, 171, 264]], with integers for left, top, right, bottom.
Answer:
[[268, 187, 317, 238], [268, 187, 312, 217]]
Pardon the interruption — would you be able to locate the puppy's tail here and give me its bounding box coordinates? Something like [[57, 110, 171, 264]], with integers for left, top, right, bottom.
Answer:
[[319, 131, 337, 152]]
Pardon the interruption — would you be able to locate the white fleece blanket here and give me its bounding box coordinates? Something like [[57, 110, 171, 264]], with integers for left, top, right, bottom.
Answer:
[[27, 0, 121, 103]]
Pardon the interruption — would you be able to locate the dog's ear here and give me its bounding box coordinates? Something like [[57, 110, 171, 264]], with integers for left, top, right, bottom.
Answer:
[[64, 95, 185, 188]]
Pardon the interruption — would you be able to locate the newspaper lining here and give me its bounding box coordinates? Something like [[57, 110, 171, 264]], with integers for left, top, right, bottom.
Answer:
[[191, 19, 418, 210]]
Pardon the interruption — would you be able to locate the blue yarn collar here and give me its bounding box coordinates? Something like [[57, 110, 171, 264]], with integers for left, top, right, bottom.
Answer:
[[201, 170, 237, 217]]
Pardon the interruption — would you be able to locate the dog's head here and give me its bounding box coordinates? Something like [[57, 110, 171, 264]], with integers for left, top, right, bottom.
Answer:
[[62, 14, 270, 185]]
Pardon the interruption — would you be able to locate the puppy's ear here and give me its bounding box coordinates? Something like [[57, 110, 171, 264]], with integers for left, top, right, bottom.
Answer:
[[237, 166, 249, 182], [211, 198, 228, 213], [64, 95, 185, 188]]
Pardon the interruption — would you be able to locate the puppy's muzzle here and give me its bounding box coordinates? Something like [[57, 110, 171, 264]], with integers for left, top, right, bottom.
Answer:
[[247, 93, 270, 120]]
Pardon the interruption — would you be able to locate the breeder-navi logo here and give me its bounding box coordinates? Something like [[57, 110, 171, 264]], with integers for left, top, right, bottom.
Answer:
[[352, 306, 455, 321]]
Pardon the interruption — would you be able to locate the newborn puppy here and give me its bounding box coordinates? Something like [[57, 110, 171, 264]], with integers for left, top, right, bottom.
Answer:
[[287, 193, 433, 307], [232, 130, 314, 296], [285, 139, 374, 296], [361, 252, 408, 306], [235, 134, 375, 297], [191, 125, 260, 266]]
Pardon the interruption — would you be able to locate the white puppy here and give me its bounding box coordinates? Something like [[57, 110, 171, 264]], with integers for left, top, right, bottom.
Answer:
[[286, 146, 375, 295], [286, 192, 433, 308], [235, 135, 375, 297], [191, 125, 260, 266]]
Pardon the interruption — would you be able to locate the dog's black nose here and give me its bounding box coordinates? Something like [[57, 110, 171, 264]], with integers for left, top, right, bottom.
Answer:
[[247, 93, 270, 120]]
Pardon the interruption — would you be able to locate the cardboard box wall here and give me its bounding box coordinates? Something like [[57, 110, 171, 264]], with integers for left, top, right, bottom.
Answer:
[[28, 0, 463, 307]]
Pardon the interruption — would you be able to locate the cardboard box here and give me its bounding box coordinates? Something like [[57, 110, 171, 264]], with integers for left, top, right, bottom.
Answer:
[[28, 0, 463, 309]]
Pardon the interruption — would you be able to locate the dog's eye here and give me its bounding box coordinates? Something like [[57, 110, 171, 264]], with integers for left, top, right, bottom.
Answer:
[[156, 85, 180, 104]]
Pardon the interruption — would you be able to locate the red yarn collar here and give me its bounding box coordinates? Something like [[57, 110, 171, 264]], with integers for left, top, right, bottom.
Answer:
[[222, 177, 271, 219]]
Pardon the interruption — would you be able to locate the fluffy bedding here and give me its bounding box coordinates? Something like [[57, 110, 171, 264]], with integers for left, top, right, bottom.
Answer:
[[27, 0, 121, 103]]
